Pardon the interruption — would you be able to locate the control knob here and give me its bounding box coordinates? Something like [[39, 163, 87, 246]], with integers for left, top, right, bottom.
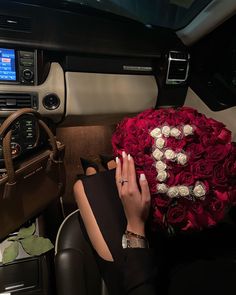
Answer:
[[23, 69, 34, 81]]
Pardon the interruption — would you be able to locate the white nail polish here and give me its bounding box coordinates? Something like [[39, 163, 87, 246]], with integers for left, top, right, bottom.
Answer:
[[122, 151, 126, 158], [116, 157, 119, 164], [128, 154, 131, 160], [140, 173, 146, 181]]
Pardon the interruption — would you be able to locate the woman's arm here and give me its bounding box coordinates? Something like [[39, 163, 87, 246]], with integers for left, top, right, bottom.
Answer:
[[116, 152, 150, 236], [116, 152, 157, 294]]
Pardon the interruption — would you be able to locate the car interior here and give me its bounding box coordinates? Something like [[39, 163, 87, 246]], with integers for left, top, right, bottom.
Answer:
[[0, 0, 236, 294]]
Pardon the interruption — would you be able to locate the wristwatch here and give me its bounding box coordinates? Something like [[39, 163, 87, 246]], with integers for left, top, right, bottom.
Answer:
[[122, 230, 149, 249]]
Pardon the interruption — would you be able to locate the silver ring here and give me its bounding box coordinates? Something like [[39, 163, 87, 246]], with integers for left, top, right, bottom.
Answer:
[[119, 179, 128, 185]]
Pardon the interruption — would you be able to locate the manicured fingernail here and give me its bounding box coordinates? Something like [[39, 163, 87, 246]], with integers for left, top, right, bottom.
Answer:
[[128, 154, 131, 161], [122, 151, 126, 158], [116, 157, 119, 164], [140, 173, 146, 181]]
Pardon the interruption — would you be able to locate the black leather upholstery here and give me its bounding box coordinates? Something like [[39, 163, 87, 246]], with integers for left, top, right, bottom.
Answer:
[[55, 210, 109, 295]]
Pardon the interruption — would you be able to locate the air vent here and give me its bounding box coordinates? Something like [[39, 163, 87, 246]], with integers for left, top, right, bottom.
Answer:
[[166, 51, 190, 85], [0, 93, 38, 110], [0, 15, 32, 32]]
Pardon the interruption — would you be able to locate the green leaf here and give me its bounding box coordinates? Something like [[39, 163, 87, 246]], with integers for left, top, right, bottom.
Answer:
[[8, 236, 19, 242], [20, 236, 54, 256], [17, 223, 36, 240], [2, 242, 19, 264]]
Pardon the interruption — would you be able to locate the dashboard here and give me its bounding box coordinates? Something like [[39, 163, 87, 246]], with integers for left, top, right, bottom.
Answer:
[[0, 0, 191, 128]]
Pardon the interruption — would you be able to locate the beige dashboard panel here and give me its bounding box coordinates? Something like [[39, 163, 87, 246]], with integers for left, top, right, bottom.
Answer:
[[0, 63, 65, 122], [65, 72, 158, 123]]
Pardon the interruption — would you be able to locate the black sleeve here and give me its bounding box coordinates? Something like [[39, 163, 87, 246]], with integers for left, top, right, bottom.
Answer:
[[122, 248, 158, 295]]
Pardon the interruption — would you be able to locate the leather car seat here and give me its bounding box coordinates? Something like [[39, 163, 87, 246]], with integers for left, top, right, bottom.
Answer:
[[55, 209, 109, 295]]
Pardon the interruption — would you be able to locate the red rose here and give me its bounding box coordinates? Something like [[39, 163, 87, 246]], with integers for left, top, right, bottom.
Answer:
[[166, 137, 187, 152], [191, 201, 204, 215], [137, 131, 153, 151], [224, 146, 236, 178], [154, 109, 175, 126], [167, 204, 187, 226], [191, 159, 215, 178], [168, 163, 183, 175], [194, 115, 210, 130], [186, 143, 205, 162], [172, 109, 191, 125], [216, 128, 231, 144], [137, 109, 158, 121], [214, 190, 229, 201], [141, 166, 158, 194], [165, 170, 176, 186], [174, 171, 195, 186], [180, 107, 198, 121], [182, 212, 198, 230], [200, 133, 217, 147], [207, 118, 225, 130], [208, 198, 226, 222], [112, 107, 236, 233], [212, 164, 228, 188], [153, 195, 171, 208], [206, 144, 231, 162], [190, 201, 212, 228], [135, 153, 154, 167], [124, 139, 140, 155]]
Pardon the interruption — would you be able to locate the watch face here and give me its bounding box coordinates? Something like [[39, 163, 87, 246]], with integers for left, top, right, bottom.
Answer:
[[122, 234, 128, 248]]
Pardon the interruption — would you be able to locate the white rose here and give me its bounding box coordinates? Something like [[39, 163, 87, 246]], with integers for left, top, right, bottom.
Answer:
[[170, 127, 181, 138], [193, 183, 206, 199], [150, 127, 162, 138], [155, 160, 167, 171], [157, 171, 168, 182], [157, 183, 168, 194], [164, 149, 176, 160], [183, 124, 194, 136], [152, 148, 163, 160], [167, 186, 179, 198], [176, 153, 188, 165], [156, 138, 165, 149], [178, 185, 190, 197], [161, 125, 171, 137]]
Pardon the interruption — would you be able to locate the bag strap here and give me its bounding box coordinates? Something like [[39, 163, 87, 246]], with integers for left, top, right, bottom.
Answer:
[[0, 108, 39, 137], [1, 108, 59, 184]]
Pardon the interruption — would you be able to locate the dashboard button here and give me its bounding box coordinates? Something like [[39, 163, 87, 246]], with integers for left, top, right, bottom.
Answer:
[[19, 51, 34, 59], [20, 59, 34, 67], [23, 69, 34, 81], [43, 94, 60, 110]]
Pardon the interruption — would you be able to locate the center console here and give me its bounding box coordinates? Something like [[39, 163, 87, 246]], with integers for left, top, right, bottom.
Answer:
[[0, 46, 65, 123], [0, 47, 37, 85]]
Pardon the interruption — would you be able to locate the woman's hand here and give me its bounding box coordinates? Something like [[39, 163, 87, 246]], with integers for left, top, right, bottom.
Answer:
[[116, 151, 151, 236]]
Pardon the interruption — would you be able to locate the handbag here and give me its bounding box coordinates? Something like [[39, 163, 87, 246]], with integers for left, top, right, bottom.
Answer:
[[0, 108, 65, 240]]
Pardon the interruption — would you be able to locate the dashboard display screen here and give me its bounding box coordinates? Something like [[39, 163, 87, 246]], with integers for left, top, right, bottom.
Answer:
[[0, 48, 16, 81]]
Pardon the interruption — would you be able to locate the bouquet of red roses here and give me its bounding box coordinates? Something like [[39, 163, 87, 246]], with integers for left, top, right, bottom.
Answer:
[[112, 107, 236, 233]]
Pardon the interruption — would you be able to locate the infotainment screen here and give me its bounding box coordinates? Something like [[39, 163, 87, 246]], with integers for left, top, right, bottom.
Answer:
[[0, 48, 16, 81]]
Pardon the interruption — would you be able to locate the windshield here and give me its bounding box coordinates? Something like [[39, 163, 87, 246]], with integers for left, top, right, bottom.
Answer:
[[63, 0, 213, 30]]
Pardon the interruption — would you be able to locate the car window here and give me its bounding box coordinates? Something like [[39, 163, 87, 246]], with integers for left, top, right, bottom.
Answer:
[[63, 0, 213, 29]]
